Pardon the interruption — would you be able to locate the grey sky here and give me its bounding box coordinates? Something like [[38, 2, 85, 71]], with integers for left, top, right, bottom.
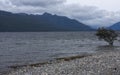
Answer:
[[68, 0, 120, 12], [0, 0, 120, 27]]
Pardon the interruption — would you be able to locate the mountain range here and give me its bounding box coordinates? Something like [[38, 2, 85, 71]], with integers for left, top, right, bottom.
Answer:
[[0, 10, 120, 31], [0, 10, 93, 32], [108, 22, 120, 30]]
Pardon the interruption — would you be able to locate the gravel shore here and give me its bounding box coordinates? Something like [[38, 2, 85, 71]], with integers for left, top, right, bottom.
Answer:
[[8, 51, 120, 75]]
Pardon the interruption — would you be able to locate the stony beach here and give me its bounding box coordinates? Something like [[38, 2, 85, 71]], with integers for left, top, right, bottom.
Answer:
[[7, 50, 120, 75]]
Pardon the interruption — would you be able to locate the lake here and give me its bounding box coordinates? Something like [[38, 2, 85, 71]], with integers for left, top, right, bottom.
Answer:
[[0, 32, 120, 74]]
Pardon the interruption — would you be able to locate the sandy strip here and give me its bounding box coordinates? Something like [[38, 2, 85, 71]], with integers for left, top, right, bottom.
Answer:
[[8, 51, 120, 75]]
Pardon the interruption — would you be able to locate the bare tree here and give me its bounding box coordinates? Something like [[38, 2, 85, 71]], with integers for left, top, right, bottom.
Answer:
[[96, 27, 118, 46]]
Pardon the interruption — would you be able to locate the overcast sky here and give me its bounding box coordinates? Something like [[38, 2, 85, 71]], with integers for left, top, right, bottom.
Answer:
[[0, 0, 120, 27]]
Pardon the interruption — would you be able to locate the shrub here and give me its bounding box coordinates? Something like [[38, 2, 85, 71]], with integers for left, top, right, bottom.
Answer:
[[96, 27, 118, 46]]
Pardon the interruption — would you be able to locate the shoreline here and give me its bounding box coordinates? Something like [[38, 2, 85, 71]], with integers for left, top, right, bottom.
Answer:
[[7, 51, 120, 75], [3, 54, 92, 75], [10, 54, 91, 69]]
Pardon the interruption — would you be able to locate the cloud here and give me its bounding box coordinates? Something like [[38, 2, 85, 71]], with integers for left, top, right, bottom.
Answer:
[[0, 0, 66, 14], [83, 12, 120, 27], [10, 0, 65, 7], [0, 0, 12, 8], [0, 0, 120, 27], [48, 4, 120, 27]]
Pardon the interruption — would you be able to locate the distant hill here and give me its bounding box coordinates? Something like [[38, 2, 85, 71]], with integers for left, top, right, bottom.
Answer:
[[0, 10, 93, 32], [108, 22, 120, 30]]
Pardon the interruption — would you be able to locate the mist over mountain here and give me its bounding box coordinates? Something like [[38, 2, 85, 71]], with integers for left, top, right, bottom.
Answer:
[[0, 10, 93, 32], [108, 22, 120, 30]]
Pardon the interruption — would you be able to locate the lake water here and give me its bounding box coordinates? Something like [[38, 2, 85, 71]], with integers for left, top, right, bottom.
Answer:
[[0, 32, 120, 74]]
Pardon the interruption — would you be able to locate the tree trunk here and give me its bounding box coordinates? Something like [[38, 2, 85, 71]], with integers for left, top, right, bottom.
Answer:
[[109, 42, 113, 46]]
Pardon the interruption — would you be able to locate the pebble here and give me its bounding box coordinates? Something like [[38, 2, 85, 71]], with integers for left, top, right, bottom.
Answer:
[[8, 51, 120, 75]]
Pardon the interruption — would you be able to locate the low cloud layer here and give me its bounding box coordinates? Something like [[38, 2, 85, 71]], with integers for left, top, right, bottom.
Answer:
[[11, 0, 65, 7], [0, 0, 120, 27]]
